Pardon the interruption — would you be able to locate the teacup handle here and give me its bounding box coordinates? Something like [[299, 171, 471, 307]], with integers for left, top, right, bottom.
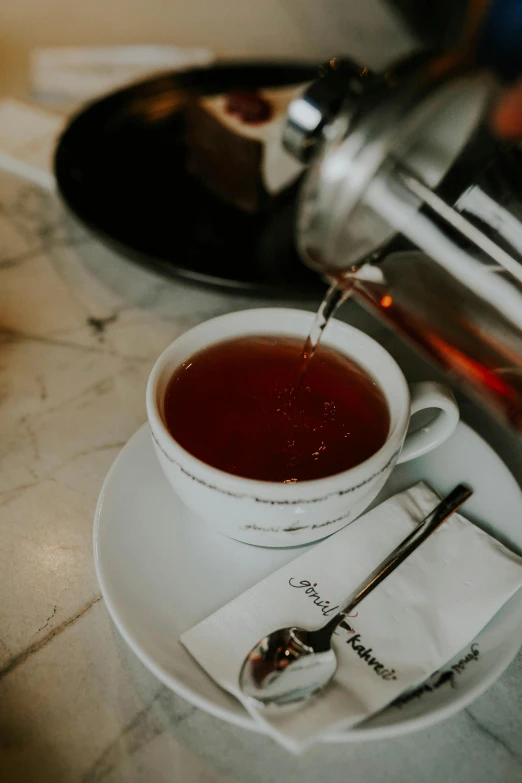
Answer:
[[397, 382, 460, 464]]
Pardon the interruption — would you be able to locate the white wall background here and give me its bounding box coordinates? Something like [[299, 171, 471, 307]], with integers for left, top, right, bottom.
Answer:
[[0, 0, 413, 97]]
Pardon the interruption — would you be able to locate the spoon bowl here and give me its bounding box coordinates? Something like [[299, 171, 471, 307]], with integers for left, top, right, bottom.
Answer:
[[241, 627, 338, 706]]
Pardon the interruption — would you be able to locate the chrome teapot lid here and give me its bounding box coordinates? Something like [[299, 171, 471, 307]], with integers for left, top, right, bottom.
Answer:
[[284, 57, 497, 272]]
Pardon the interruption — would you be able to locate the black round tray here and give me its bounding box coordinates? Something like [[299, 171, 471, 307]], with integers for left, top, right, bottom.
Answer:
[[54, 61, 325, 298]]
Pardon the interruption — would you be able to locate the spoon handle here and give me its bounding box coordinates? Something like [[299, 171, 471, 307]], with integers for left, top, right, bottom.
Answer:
[[319, 484, 472, 639]]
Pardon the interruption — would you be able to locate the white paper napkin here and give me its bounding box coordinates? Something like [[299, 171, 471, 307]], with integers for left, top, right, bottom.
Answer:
[[182, 483, 522, 752], [0, 99, 63, 190]]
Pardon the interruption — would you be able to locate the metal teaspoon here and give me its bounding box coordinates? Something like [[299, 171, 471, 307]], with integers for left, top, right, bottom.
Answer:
[[239, 484, 472, 708]]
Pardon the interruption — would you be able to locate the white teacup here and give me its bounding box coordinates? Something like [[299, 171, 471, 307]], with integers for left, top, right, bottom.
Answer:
[[146, 308, 459, 547]]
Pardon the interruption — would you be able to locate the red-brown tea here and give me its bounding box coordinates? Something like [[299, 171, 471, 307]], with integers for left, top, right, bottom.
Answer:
[[163, 335, 390, 482]]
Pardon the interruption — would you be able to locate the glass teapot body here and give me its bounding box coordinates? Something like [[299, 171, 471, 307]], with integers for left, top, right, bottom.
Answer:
[[287, 57, 522, 429]]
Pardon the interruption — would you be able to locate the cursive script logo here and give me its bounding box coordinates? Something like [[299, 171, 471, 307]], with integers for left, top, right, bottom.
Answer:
[[288, 578, 340, 616], [451, 642, 480, 674], [341, 629, 398, 681], [393, 643, 480, 707]]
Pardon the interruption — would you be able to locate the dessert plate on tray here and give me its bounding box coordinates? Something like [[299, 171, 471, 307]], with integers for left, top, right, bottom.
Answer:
[[54, 62, 322, 297], [94, 421, 522, 742]]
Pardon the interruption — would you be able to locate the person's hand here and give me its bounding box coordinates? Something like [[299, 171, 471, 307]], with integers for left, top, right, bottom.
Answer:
[[491, 80, 522, 139]]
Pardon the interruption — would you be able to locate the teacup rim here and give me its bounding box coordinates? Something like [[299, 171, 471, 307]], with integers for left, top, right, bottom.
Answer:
[[146, 307, 411, 495]]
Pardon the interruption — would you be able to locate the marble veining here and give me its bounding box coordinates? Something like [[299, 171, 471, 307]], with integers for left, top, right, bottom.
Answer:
[[0, 165, 521, 783]]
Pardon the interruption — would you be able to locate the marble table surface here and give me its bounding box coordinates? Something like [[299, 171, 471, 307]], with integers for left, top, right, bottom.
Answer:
[[1, 171, 521, 783]]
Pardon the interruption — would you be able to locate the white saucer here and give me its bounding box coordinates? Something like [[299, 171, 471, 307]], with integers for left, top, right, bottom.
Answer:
[[94, 422, 522, 742]]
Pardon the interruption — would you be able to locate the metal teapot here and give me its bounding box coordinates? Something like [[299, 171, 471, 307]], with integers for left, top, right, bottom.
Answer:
[[284, 2, 522, 429]]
